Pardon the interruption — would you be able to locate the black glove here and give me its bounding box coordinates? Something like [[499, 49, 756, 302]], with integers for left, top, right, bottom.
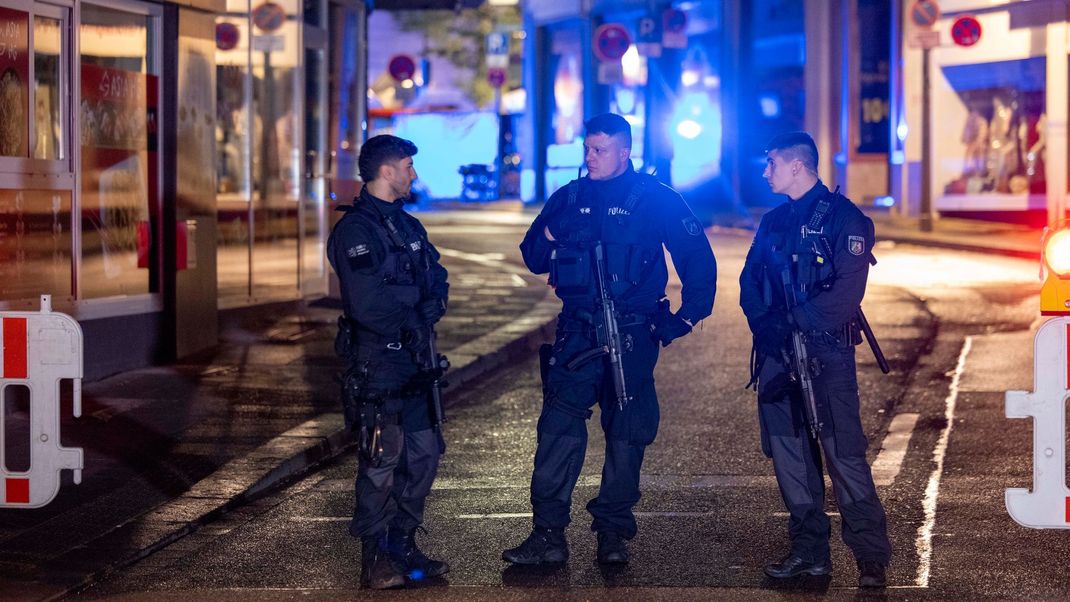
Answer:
[[652, 310, 692, 347], [400, 312, 427, 351], [754, 314, 792, 357], [417, 298, 446, 325]]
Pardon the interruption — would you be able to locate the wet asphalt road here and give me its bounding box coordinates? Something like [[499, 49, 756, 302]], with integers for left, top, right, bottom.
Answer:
[[75, 213, 1054, 600]]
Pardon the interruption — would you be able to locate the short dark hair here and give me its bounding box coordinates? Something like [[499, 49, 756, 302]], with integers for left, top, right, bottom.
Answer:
[[765, 131, 819, 173], [358, 135, 418, 182], [584, 113, 632, 149]]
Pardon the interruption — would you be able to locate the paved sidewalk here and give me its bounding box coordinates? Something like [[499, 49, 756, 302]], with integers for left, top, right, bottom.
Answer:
[[865, 211, 1041, 260], [0, 248, 557, 601]]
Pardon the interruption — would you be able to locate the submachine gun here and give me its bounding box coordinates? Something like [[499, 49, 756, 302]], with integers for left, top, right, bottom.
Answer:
[[369, 200, 449, 453], [565, 241, 631, 410], [778, 266, 890, 439]]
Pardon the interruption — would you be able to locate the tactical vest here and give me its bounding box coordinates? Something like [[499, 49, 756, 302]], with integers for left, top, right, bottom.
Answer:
[[337, 203, 424, 313], [793, 194, 840, 298], [549, 174, 663, 304]]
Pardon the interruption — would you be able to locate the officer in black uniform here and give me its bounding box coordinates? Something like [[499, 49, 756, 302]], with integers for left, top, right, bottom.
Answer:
[[739, 132, 891, 588], [327, 135, 449, 589], [503, 113, 716, 566]]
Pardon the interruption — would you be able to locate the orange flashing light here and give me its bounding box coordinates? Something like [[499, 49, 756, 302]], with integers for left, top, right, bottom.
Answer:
[[1040, 226, 1070, 315]]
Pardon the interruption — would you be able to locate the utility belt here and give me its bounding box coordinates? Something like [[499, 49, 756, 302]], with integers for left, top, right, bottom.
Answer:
[[800, 317, 864, 350], [558, 307, 652, 335]]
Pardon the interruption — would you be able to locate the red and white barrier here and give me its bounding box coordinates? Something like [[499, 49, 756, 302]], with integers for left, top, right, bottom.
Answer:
[[1006, 316, 1070, 528], [0, 295, 83, 508]]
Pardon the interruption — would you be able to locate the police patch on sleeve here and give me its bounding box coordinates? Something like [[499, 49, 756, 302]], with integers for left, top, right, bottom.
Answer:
[[848, 235, 865, 256], [346, 243, 373, 269], [682, 216, 702, 236]]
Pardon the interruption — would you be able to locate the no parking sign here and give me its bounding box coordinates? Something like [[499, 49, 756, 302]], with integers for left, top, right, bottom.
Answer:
[[951, 15, 982, 47]]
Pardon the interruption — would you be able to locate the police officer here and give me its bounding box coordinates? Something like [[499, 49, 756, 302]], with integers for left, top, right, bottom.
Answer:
[[739, 132, 891, 587], [503, 113, 716, 565], [327, 135, 449, 589]]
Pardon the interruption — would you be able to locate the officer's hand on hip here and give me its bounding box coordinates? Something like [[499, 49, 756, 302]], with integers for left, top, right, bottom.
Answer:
[[417, 298, 446, 325], [401, 312, 427, 351], [652, 311, 692, 347]]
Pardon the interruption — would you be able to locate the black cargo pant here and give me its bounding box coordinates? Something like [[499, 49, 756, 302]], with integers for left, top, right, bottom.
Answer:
[[756, 337, 891, 564], [347, 345, 440, 539], [530, 313, 660, 539]]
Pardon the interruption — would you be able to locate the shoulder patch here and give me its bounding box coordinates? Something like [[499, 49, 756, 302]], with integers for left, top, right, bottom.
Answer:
[[345, 242, 374, 270], [683, 216, 703, 236], [848, 235, 865, 256]]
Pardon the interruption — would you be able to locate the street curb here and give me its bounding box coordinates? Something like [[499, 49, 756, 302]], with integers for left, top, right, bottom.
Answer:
[[46, 287, 560, 600]]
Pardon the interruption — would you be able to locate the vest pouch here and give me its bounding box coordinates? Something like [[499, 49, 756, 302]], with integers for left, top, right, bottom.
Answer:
[[606, 243, 655, 298], [551, 247, 592, 295]]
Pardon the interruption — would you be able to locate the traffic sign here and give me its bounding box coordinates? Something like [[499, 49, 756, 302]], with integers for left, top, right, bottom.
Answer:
[[637, 15, 662, 57], [216, 22, 240, 51], [487, 67, 506, 88], [951, 15, 982, 47], [388, 54, 417, 82], [910, 0, 940, 29], [486, 32, 509, 56], [252, 2, 286, 33], [662, 7, 688, 48], [593, 23, 631, 62], [908, 30, 940, 50]]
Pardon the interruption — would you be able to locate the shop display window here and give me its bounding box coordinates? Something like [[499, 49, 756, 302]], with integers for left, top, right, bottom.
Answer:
[[215, 0, 308, 303], [936, 56, 1045, 210], [79, 2, 159, 299]]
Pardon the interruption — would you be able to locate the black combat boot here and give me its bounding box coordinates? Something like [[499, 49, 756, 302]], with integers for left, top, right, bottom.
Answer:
[[857, 560, 887, 588], [596, 531, 629, 564], [764, 553, 832, 578], [388, 527, 449, 580], [501, 528, 568, 564], [361, 534, 405, 589]]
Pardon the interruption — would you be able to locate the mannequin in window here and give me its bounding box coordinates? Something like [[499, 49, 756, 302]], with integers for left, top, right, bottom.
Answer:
[[988, 95, 1020, 193]]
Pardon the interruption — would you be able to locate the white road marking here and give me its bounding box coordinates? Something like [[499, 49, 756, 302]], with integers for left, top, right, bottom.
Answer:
[[455, 511, 727, 519], [871, 413, 920, 487], [437, 247, 533, 278], [291, 516, 350, 522], [915, 336, 972, 588]]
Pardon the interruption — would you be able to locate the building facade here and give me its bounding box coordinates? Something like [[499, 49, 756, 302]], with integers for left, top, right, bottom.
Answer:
[[522, 0, 1070, 227], [895, 0, 1068, 226], [0, 0, 369, 379]]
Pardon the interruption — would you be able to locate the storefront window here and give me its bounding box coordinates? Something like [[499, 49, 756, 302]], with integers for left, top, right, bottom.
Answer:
[[216, 0, 306, 303], [545, 22, 584, 195], [329, 2, 364, 183], [0, 189, 71, 300], [34, 14, 63, 160], [216, 0, 253, 298], [79, 2, 158, 298], [934, 12, 1047, 213], [0, 6, 29, 159]]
